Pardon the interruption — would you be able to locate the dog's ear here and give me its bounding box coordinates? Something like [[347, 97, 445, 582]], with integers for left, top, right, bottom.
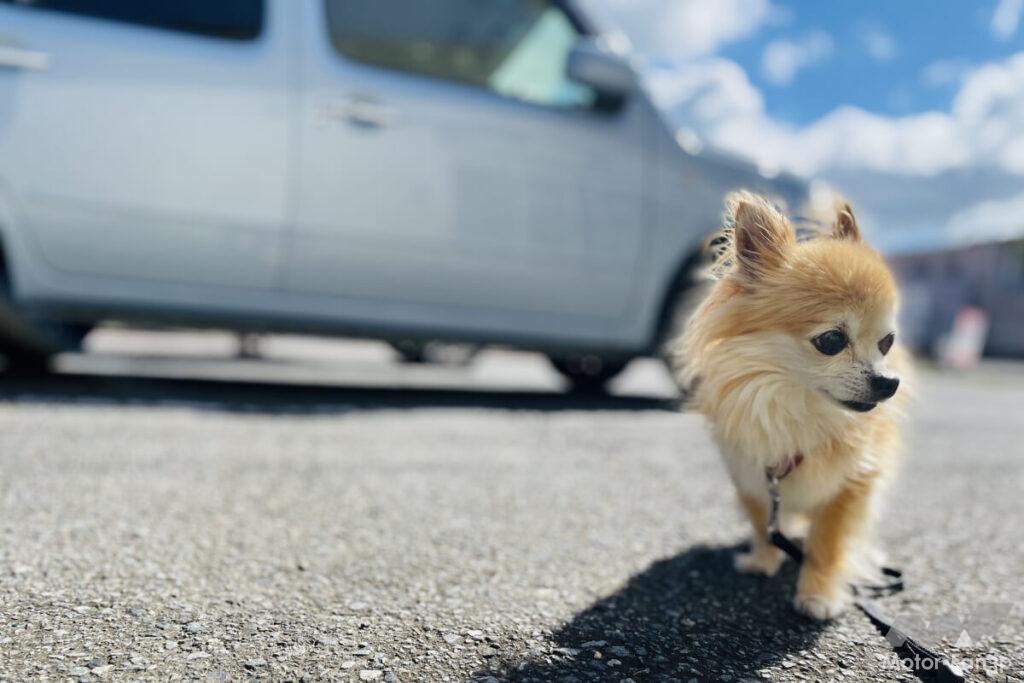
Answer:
[[832, 200, 862, 242], [730, 193, 793, 280]]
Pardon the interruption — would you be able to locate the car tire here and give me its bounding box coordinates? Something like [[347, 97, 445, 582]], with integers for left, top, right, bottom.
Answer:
[[0, 347, 54, 375], [548, 354, 628, 393], [0, 322, 89, 375], [390, 339, 429, 364], [390, 340, 480, 366]]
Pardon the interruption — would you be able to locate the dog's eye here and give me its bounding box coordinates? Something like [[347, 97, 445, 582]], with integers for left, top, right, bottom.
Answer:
[[878, 332, 895, 356], [812, 329, 848, 356]]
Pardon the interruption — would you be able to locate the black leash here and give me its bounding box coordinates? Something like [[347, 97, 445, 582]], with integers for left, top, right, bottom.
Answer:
[[765, 471, 966, 683]]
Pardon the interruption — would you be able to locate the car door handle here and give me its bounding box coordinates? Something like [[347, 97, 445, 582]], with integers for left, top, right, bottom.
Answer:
[[316, 97, 397, 128], [0, 44, 50, 71]]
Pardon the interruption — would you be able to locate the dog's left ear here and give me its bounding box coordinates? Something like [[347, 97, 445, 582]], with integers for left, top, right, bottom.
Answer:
[[833, 201, 862, 242]]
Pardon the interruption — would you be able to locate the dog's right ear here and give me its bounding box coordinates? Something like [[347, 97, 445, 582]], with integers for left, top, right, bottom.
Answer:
[[730, 193, 793, 280]]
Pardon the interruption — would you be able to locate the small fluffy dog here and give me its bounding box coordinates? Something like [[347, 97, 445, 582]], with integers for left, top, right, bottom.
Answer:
[[674, 191, 906, 620]]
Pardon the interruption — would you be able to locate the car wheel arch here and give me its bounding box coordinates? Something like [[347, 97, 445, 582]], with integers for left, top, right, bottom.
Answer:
[[648, 245, 707, 353]]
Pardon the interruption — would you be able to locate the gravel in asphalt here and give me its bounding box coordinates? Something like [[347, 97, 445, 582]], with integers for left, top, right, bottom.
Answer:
[[0, 342, 1021, 682]]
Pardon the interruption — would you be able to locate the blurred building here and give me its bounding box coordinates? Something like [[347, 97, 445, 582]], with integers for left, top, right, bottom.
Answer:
[[891, 236, 1024, 358]]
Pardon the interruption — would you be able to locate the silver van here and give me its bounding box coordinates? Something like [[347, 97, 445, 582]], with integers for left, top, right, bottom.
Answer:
[[0, 0, 805, 388]]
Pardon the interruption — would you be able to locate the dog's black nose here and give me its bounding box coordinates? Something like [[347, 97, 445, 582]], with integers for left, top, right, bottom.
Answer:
[[870, 375, 900, 400]]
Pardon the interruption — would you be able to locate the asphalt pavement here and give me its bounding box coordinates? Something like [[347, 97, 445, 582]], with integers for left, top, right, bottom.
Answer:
[[0, 329, 1021, 682]]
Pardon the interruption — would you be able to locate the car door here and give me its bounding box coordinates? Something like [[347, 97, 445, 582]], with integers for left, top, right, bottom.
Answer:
[[289, 0, 648, 343], [0, 0, 290, 301]]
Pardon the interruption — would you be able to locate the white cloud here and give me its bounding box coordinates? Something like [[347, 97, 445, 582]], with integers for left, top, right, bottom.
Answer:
[[579, 0, 778, 59], [797, 109, 969, 175], [862, 27, 897, 62], [761, 31, 833, 85], [653, 51, 1024, 179], [922, 59, 974, 88], [647, 49, 1024, 244], [593, 1, 1024, 245], [648, 59, 764, 121], [991, 0, 1024, 40], [953, 52, 1024, 172], [592, 0, 1024, 178], [947, 191, 1024, 243], [652, 64, 966, 176]]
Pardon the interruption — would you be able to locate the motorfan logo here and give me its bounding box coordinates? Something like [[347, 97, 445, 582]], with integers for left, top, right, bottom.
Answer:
[[884, 602, 1013, 649]]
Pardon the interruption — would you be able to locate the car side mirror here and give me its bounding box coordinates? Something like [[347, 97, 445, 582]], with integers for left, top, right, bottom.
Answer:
[[566, 36, 636, 99]]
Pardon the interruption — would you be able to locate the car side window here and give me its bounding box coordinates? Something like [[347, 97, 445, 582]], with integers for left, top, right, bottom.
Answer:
[[324, 0, 596, 109], [0, 0, 264, 40]]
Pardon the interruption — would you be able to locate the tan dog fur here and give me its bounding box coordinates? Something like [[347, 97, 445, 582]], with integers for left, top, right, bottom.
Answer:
[[674, 191, 907, 619]]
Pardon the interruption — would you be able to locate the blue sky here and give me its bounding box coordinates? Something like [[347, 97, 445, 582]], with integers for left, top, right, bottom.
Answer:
[[720, 1, 1023, 124], [583, 0, 1024, 252]]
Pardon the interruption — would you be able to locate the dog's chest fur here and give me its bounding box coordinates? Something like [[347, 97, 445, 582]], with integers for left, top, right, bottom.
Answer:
[[695, 346, 897, 511]]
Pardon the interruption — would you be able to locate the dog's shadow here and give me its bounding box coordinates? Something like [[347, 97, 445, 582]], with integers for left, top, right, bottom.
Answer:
[[475, 544, 827, 681]]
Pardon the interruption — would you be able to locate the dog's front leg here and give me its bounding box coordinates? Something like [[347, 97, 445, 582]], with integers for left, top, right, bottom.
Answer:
[[795, 477, 876, 619], [734, 493, 786, 576]]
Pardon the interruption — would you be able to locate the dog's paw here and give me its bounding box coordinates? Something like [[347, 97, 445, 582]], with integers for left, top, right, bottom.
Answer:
[[733, 548, 784, 576], [793, 590, 850, 620]]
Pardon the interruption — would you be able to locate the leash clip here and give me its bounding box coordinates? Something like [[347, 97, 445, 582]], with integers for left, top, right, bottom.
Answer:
[[765, 468, 804, 563], [766, 470, 782, 535]]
